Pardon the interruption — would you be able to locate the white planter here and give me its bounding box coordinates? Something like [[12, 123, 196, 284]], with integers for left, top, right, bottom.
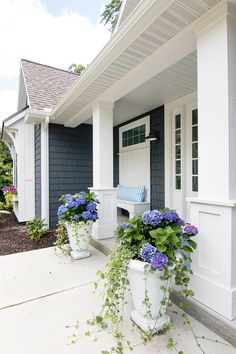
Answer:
[[127, 259, 170, 333], [65, 221, 93, 260]]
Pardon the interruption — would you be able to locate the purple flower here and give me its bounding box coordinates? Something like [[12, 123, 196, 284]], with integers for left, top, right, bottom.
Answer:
[[86, 202, 97, 211], [73, 214, 79, 221], [140, 243, 157, 262], [184, 224, 198, 236], [178, 218, 185, 227], [150, 252, 168, 270], [76, 196, 87, 205], [121, 223, 132, 230], [79, 191, 87, 195], [162, 210, 179, 223], [2, 185, 17, 194], [142, 210, 162, 226]]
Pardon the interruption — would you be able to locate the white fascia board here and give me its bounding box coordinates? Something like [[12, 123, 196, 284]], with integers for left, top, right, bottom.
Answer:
[[52, 0, 174, 119], [3, 109, 28, 128], [24, 109, 52, 124], [113, 0, 128, 34]]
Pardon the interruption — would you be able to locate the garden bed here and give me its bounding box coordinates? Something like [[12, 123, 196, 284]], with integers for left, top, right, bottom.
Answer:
[[0, 213, 56, 256]]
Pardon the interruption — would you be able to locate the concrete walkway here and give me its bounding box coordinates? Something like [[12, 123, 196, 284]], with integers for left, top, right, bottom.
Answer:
[[0, 247, 236, 354]]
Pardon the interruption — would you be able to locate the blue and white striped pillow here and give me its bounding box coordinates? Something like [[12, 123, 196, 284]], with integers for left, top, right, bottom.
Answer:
[[117, 185, 145, 202]]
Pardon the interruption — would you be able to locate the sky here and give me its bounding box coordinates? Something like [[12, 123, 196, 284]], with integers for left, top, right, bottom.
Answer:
[[0, 0, 111, 123]]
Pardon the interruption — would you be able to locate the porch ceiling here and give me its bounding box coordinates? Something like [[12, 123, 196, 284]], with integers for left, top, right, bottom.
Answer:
[[51, 0, 220, 127], [113, 51, 197, 126]]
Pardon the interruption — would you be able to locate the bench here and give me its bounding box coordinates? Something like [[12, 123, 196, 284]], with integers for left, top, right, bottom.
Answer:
[[116, 185, 150, 219], [117, 199, 150, 219]]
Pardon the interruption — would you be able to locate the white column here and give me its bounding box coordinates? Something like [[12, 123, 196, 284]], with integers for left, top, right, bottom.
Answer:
[[189, 2, 236, 320], [41, 121, 49, 228], [90, 101, 117, 239]]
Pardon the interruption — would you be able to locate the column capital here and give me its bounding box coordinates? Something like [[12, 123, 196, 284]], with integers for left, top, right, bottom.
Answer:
[[193, 1, 228, 36], [92, 100, 114, 111]]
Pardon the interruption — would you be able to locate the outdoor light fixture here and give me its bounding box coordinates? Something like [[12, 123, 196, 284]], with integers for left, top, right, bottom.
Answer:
[[145, 132, 160, 142]]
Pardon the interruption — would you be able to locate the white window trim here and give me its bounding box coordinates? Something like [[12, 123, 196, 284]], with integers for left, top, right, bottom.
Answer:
[[119, 116, 150, 153]]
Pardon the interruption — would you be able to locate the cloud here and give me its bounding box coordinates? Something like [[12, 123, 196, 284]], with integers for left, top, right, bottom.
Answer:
[[0, 90, 18, 123], [0, 0, 110, 121]]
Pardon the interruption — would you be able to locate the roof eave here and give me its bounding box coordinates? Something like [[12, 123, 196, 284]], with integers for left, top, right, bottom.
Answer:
[[51, 0, 173, 119]]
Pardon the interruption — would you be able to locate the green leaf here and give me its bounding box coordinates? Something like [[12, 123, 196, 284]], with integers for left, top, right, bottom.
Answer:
[[169, 234, 180, 243], [183, 246, 193, 253], [155, 235, 168, 244], [188, 240, 197, 249], [187, 289, 195, 297], [155, 244, 167, 253]]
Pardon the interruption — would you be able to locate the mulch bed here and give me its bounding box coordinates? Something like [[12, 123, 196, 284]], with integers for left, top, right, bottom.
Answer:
[[0, 213, 56, 256]]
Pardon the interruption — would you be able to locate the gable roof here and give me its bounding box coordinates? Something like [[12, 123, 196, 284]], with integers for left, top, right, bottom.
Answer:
[[21, 59, 79, 111]]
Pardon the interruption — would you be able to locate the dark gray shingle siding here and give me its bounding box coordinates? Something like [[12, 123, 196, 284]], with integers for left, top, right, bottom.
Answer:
[[113, 106, 165, 209], [35, 124, 41, 218], [49, 123, 93, 229], [150, 106, 165, 209]]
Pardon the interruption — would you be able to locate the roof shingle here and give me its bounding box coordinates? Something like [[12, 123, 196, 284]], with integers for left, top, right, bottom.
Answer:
[[21, 59, 79, 111]]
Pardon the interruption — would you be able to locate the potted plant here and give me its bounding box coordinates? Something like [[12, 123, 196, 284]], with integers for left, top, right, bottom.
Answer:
[[94, 208, 198, 352], [57, 191, 99, 260]]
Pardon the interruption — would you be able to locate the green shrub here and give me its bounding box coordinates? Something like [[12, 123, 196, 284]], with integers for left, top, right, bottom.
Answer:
[[26, 218, 47, 241]]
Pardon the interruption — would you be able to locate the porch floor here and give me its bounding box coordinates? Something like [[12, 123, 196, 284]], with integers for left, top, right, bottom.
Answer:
[[0, 246, 235, 354]]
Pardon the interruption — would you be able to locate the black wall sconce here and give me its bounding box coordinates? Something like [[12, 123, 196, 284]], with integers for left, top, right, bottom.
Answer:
[[145, 131, 160, 142]]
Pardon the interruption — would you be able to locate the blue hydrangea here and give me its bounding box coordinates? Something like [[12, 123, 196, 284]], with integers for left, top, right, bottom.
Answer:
[[140, 243, 157, 262], [162, 210, 179, 223], [86, 202, 97, 211], [82, 211, 98, 221], [150, 252, 168, 270], [184, 224, 198, 236], [142, 210, 162, 226], [76, 196, 87, 205], [178, 218, 185, 227], [64, 194, 73, 203], [91, 212, 98, 221], [68, 200, 79, 209], [121, 223, 132, 230], [79, 191, 86, 195], [73, 214, 79, 221], [57, 205, 68, 219]]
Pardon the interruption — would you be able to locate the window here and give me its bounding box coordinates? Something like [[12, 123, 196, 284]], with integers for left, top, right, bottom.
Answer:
[[192, 109, 198, 192], [175, 114, 181, 190], [119, 116, 150, 152], [122, 124, 146, 148]]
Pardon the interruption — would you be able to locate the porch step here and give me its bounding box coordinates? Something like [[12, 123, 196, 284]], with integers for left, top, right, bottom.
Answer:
[[91, 237, 236, 348], [90, 237, 116, 257]]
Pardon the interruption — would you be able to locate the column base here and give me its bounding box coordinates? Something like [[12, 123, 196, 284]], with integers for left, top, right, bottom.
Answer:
[[89, 188, 117, 240], [189, 198, 236, 320]]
